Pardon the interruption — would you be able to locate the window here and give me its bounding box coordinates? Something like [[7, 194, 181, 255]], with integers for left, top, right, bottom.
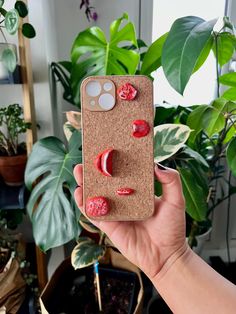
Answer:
[[152, 0, 226, 106]]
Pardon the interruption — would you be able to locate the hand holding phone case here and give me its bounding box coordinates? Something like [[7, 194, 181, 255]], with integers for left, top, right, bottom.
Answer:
[[81, 75, 154, 221]]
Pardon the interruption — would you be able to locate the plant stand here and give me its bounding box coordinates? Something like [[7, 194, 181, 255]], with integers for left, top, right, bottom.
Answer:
[[16, 0, 48, 293]]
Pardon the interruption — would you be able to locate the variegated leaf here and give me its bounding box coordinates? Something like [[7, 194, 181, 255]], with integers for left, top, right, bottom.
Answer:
[[66, 111, 82, 130], [63, 122, 76, 141], [79, 214, 101, 234], [154, 124, 191, 162], [71, 237, 106, 269]]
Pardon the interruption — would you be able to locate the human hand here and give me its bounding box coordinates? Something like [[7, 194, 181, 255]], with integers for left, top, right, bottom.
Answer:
[[74, 164, 187, 280]]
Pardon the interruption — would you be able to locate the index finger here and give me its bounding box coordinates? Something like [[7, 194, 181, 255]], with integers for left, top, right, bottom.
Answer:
[[73, 164, 83, 186]]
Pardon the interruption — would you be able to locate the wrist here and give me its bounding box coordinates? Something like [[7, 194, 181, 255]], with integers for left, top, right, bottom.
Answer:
[[149, 243, 193, 284]]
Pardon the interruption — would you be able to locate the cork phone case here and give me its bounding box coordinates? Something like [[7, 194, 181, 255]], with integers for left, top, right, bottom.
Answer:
[[81, 75, 154, 221]]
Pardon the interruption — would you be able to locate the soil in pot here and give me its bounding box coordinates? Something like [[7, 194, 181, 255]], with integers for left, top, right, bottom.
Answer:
[[0, 154, 27, 186], [45, 265, 139, 314]]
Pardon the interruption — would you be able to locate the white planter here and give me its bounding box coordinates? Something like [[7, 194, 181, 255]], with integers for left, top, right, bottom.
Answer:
[[193, 227, 212, 254]]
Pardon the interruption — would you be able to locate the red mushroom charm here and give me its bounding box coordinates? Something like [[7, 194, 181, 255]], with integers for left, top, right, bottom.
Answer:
[[117, 83, 137, 100], [86, 196, 110, 217], [132, 120, 150, 138]]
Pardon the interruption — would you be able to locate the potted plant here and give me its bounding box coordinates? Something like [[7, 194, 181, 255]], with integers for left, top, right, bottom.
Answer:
[[39, 214, 144, 314], [152, 15, 236, 251], [0, 0, 36, 82], [0, 103, 31, 185]]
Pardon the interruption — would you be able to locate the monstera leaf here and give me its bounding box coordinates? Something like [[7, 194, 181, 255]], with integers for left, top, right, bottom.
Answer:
[[71, 237, 106, 269], [154, 124, 191, 162], [70, 13, 139, 106], [162, 16, 216, 94], [25, 130, 82, 251]]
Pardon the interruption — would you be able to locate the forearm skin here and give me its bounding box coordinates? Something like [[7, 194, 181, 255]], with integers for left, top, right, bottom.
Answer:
[[151, 246, 236, 314]]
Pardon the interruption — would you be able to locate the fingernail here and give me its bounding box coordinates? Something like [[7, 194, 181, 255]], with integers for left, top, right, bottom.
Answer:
[[73, 164, 77, 169], [156, 163, 167, 171]]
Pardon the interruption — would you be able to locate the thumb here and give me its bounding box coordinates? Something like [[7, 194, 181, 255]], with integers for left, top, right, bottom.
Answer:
[[154, 163, 185, 210]]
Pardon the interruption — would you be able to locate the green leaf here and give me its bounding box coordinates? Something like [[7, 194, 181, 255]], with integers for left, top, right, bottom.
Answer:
[[71, 237, 106, 269], [193, 36, 214, 73], [187, 160, 209, 192], [187, 105, 209, 141], [22, 23, 36, 38], [227, 137, 236, 177], [219, 72, 236, 88], [2, 47, 17, 72], [15, 1, 28, 18], [4, 9, 19, 35], [0, 7, 6, 16], [162, 16, 217, 95], [5, 9, 19, 35], [179, 168, 208, 221], [70, 13, 139, 106], [202, 107, 225, 137], [0, 1, 4, 9], [154, 106, 177, 126], [25, 131, 83, 251], [180, 146, 209, 168], [140, 32, 168, 75], [51, 62, 75, 106], [154, 124, 191, 162], [224, 126, 236, 144], [222, 87, 236, 101], [213, 32, 236, 67], [223, 17, 234, 31]]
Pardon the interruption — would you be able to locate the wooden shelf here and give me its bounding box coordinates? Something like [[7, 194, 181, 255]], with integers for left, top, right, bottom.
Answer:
[[17, 0, 48, 292]]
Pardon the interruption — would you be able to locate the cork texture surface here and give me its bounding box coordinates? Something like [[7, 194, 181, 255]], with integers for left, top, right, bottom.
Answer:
[[81, 75, 154, 221]]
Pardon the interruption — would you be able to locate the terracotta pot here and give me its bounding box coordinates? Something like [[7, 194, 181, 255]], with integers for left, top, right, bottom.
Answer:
[[0, 154, 27, 186]]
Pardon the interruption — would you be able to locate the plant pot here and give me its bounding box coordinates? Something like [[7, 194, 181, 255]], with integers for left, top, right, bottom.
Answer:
[[193, 227, 212, 255], [40, 249, 144, 314], [0, 43, 17, 83], [0, 154, 27, 186]]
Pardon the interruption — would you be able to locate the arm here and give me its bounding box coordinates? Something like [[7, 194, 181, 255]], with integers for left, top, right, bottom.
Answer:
[[152, 247, 236, 314]]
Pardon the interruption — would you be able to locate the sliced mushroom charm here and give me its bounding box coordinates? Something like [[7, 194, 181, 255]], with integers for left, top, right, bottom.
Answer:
[[94, 148, 114, 176], [86, 196, 110, 217], [117, 83, 137, 100], [116, 188, 135, 196], [132, 120, 150, 138]]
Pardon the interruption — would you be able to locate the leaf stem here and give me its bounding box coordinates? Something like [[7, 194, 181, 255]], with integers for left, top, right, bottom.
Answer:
[[213, 32, 220, 98]]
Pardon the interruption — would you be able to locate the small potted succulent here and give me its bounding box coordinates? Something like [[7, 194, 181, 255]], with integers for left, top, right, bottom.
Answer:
[[0, 103, 31, 185], [0, 0, 36, 81]]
